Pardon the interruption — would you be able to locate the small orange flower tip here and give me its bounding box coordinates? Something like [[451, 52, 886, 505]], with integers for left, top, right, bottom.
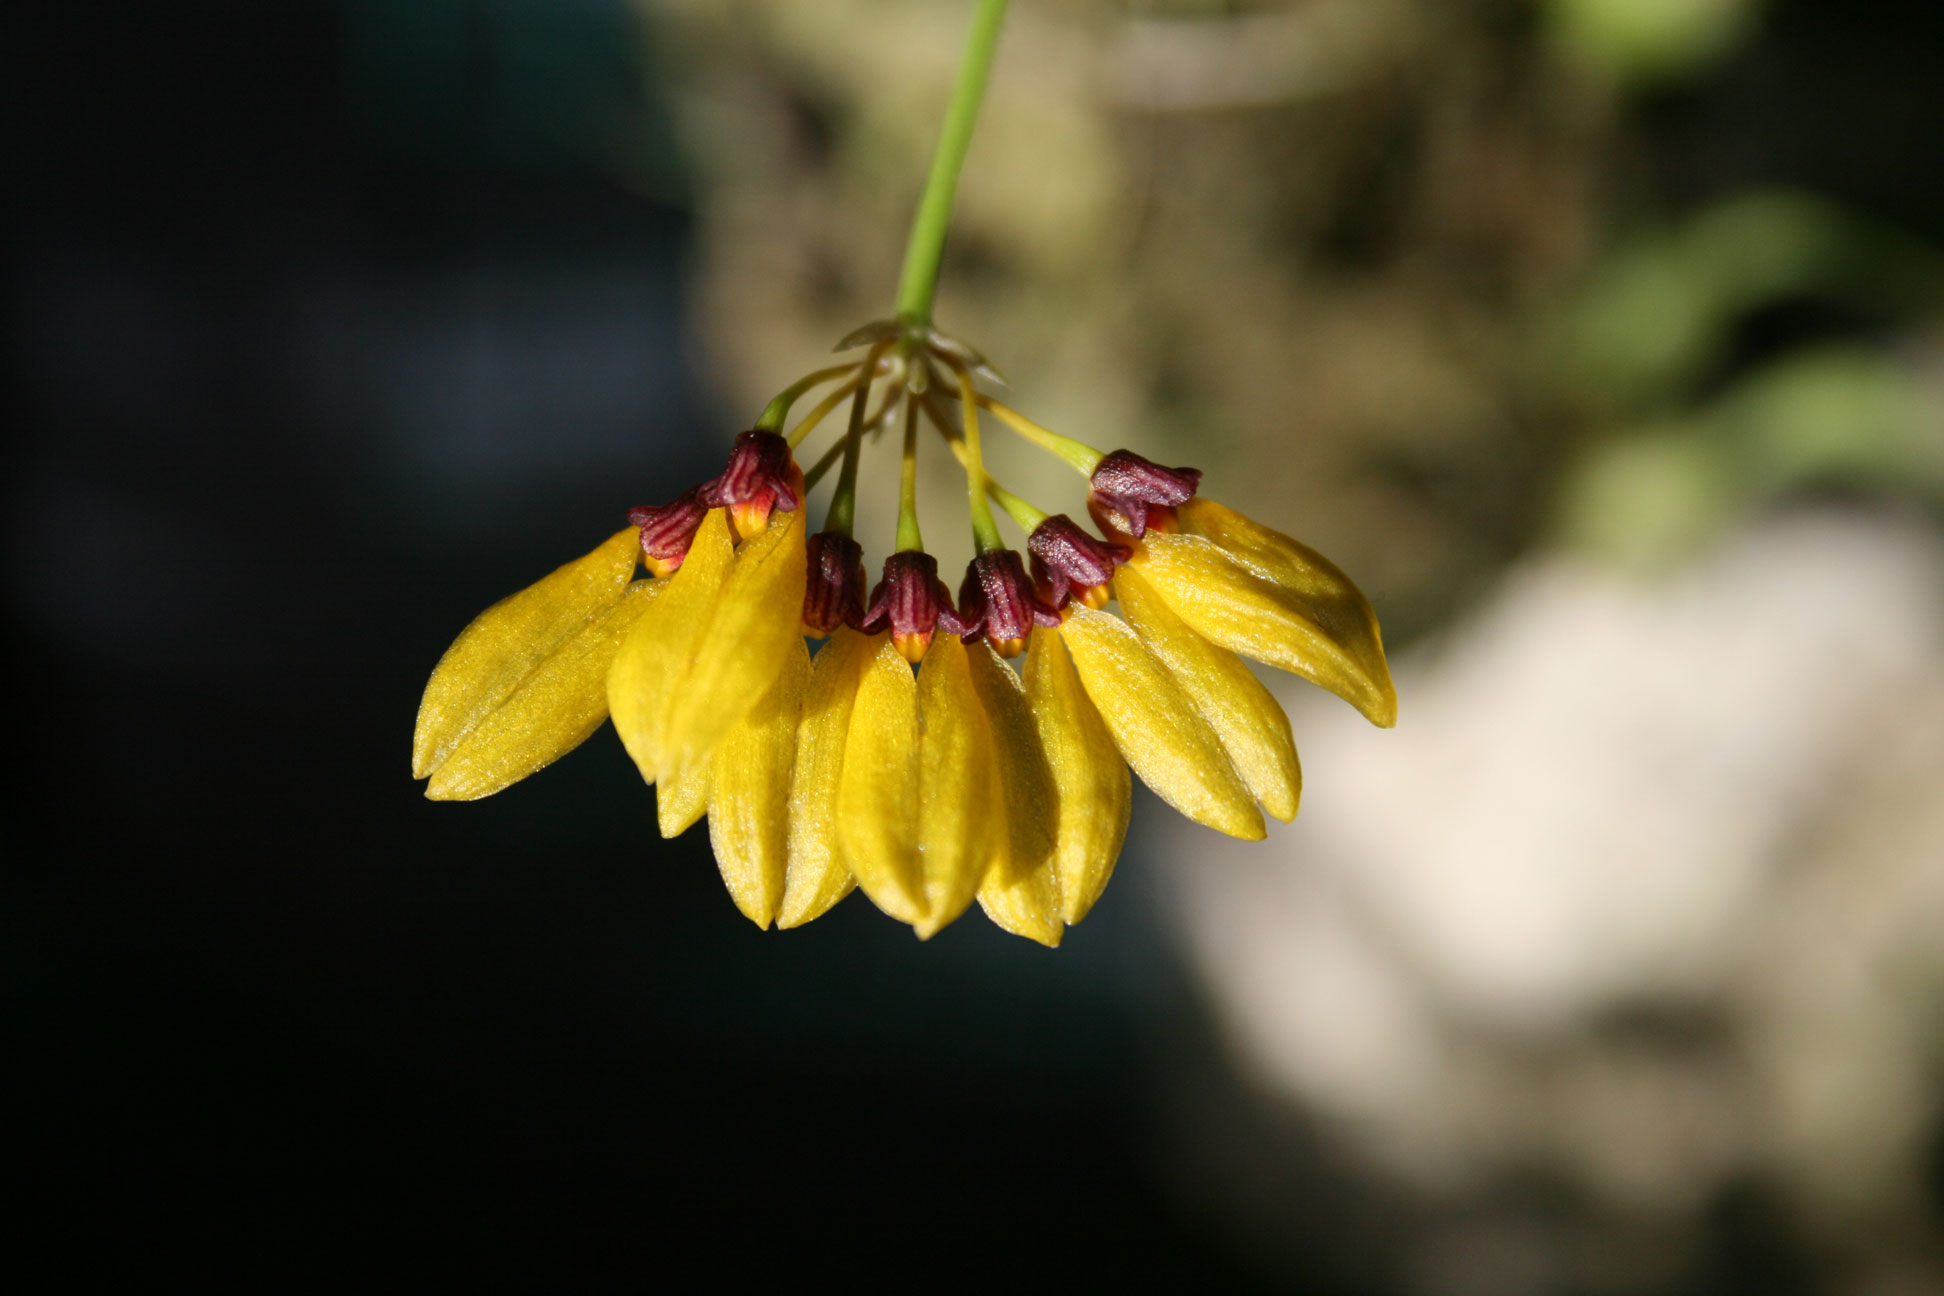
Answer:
[[1087, 450, 1201, 540], [706, 430, 802, 542], [893, 629, 934, 665], [1027, 514, 1130, 609], [862, 551, 968, 663], [958, 550, 1059, 653], [801, 531, 867, 636]]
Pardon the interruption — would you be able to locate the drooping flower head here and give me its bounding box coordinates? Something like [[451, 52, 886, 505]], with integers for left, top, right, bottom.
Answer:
[[629, 487, 710, 577], [1086, 449, 1202, 539], [862, 550, 970, 664], [412, 318, 1395, 946], [1027, 513, 1128, 610], [958, 548, 1060, 657], [410, 1, 1393, 947], [706, 429, 801, 541], [801, 531, 867, 636]]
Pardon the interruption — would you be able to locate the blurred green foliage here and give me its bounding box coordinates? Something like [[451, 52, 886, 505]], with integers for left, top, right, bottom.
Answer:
[[1557, 193, 1944, 566]]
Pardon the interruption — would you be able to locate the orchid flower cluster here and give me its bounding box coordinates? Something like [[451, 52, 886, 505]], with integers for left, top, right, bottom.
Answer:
[[412, 321, 1394, 943], [409, 0, 1393, 945]]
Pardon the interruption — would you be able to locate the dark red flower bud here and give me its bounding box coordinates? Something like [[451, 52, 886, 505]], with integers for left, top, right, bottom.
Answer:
[[704, 430, 801, 540], [628, 485, 710, 577], [958, 550, 1060, 658], [1027, 514, 1130, 611], [1086, 449, 1202, 539], [801, 532, 867, 636], [862, 551, 969, 664]]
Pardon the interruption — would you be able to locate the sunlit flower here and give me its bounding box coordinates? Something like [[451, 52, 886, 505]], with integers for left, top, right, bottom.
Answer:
[[412, 526, 659, 802], [1089, 453, 1397, 729], [413, 336, 1397, 954], [957, 548, 1060, 657], [861, 550, 968, 664]]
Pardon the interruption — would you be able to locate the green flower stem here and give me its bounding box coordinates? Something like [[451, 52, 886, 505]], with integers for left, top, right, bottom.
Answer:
[[955, 369, 1007, 554], [919, 392, 1046, 533], [894, 394, 924, 553], [984, 477, 1047, 533], [980, 397, 1103, 475], [802, 431, 851, 491], [893, 0, 1009, 327], [823, 343, 893, 537], [756, 362, 862, 434], [786, 371, 867, 449]]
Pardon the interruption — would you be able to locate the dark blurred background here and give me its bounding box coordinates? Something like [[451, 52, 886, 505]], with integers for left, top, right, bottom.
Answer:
[[11, 1, 1944, 1289]]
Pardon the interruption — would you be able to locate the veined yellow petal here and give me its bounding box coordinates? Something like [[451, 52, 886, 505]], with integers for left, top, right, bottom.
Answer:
[[659, 505, 809, 779], [606, 509, 735, 783], [966, 644, 1063, 947], [1022, 626, 1129, 924], [414, 526, 640, 779], [657, 756, 711, 838], [778, 629, 873, 928], [1115, 565, 1301, 823], [426, 578, 662, 801], [1133, 519, 1396, 728], [836, 638, 923, 925], [708, 636, 809, 928], [912, 635, 999, 939], [1060, 606, 1265, 842]]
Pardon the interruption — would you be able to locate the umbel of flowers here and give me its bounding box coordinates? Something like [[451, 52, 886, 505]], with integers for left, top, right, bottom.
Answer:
[[409, 0, 1393, 945], [411, 322, 1395, 944]]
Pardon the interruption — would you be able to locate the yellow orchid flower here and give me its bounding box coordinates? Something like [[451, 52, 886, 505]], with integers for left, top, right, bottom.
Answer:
[[837, 634, 1000, 937], [1084, 451, 1397, 730], [413, 527, 651, 801]]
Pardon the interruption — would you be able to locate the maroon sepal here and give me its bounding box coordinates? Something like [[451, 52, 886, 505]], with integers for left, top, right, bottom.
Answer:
[[801, 532, 867, 636], [1086, 449, 1202, 539], [703, 430, 801, 538], [958, 550, 1060, 656], [862, 551, 969, 664], [1027, 514, 1130, 609], [628, 485, 711, 576]]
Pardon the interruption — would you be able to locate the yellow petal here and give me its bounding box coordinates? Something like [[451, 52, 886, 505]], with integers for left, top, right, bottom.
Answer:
[[911, 634, 999, 939], [835, 638, 923, 925], [707, 636, 809, 928], [606, 509, 735, 783], [1115, 565, 1301, 823], [657, 756, 711, 837], [966, 644, 1063, 947], [1059, 606, 1265, 842], [778, 629, 873, 928], [1133, 513, 1396, 727], [414, 527, 640, 779], [658, 505, 809, 782], [1021, 626, 1130, 924], [426, 578, 662, 801], [773, 633, 874, 928]]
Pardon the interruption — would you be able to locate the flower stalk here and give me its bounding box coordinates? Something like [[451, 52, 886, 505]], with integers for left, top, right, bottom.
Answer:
[[895, 392, 925, 553], [757, 362, 862, 434], [893, 0, 1010, 327], [955, 367, 1007, 555]]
